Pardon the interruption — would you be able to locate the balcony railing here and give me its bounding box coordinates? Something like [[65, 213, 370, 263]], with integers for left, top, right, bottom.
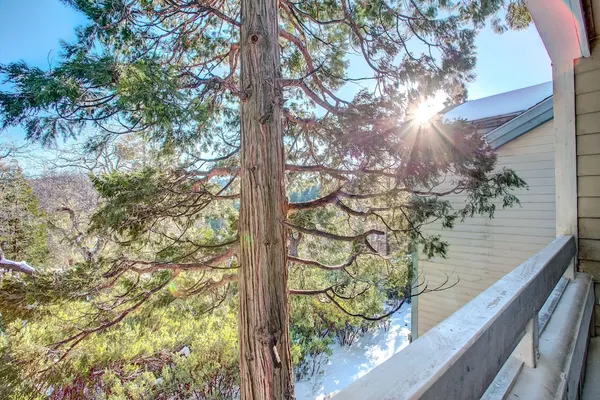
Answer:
[[332, 235, 594, 400]]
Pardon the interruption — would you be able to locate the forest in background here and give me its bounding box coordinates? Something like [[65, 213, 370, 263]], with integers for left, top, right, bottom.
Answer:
[[0, 139, 417, 399]]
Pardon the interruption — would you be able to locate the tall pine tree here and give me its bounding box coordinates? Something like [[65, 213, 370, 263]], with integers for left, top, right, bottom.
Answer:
[[0, 163, 49, 269]]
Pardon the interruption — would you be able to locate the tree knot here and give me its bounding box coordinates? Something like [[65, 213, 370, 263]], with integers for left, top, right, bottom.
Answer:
[[259, 113, 272, 125]]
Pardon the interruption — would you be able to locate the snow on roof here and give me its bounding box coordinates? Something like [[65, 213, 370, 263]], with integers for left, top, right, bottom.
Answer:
[[443, 81, 553, 122]]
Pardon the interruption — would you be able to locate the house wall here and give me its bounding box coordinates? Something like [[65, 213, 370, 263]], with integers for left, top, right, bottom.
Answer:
[[415, 121, 556, 336], [575, 43, 600, 280]]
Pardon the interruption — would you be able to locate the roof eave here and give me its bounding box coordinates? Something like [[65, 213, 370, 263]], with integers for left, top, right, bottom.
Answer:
[[486, 97, 554, 149], [524, 0, 590, 62]]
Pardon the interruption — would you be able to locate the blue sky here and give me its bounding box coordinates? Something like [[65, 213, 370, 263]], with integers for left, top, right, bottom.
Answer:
[[0, 0, 86, 70], [0, 0, 552, 142]]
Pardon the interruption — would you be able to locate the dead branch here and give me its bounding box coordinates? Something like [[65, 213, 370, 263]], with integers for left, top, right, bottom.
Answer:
[[0, 246, 35, 274]]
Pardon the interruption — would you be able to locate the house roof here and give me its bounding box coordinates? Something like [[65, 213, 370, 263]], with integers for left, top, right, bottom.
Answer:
[[441, 82, 554, 149], [443, 81, 553, 123]]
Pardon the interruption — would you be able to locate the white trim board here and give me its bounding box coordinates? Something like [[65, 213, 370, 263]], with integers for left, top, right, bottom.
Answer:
[[525, 0, 590, 62], [487, 97, 554, 149]]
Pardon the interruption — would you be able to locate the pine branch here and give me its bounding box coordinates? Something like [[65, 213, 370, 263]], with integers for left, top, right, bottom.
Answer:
[[290, 271, 459, 321], [40, 279, 172, 375], [284, 222, 384, 242], [288, 254, 359, 271], [282, 108, 319, 131], [190, 166, 240, 184], [124, 246, 238, 275], [285, 164, 397, 179], [185, 273, 237, 296], [288, 286, 334, 296], [324, 294, 406, 321], [288, 184, 467, 213], [279, 29, 348, 111], [288, 186, 401, 212]]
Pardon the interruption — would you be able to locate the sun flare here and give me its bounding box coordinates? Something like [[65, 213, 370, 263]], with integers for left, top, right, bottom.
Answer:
[[411, 94, 446, 126]]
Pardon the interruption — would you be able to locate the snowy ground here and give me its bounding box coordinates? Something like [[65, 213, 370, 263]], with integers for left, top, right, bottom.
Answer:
[[295, 303, 412, 400]]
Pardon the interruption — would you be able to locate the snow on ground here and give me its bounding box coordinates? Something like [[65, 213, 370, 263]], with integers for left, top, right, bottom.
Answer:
[[295, 303, 412, 400]]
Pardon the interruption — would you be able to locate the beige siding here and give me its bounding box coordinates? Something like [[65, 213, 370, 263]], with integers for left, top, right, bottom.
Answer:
[[416, 121, 556, 336], [576, 44, 600, 279]]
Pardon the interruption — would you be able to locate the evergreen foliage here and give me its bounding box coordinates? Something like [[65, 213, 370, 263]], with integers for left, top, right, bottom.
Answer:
[[0, 0, 531, 397], [0, 163, 49, 265]]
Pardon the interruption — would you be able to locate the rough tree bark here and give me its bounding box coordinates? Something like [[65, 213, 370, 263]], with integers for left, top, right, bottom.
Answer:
[[238, 0, 294, 398]]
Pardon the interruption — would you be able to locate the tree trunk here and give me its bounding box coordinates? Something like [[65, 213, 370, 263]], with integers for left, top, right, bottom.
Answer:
[[238, 0, 294, 398]]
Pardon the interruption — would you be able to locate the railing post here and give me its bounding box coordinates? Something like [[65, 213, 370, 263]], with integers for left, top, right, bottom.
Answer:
[[514, 313, 540, 368], [553, 60, 578, 281]]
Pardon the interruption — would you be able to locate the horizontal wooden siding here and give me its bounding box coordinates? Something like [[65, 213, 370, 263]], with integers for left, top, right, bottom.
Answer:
[[576, 43, 600, 280], [417, 121, 556, 336]]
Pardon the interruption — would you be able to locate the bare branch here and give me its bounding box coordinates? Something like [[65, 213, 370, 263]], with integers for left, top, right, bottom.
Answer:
[[325, 294, 406, 321], [0, 258, 36, 274], [286, 164, 396, 179], [185, 273, 237, 296], [284, 222, 384, 242], [126, 246, 238, 275], [0, 246, 36, 274], [191, 166, 240, 185], [288, 254, 359, 270], [288, 286, 334, 296]]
